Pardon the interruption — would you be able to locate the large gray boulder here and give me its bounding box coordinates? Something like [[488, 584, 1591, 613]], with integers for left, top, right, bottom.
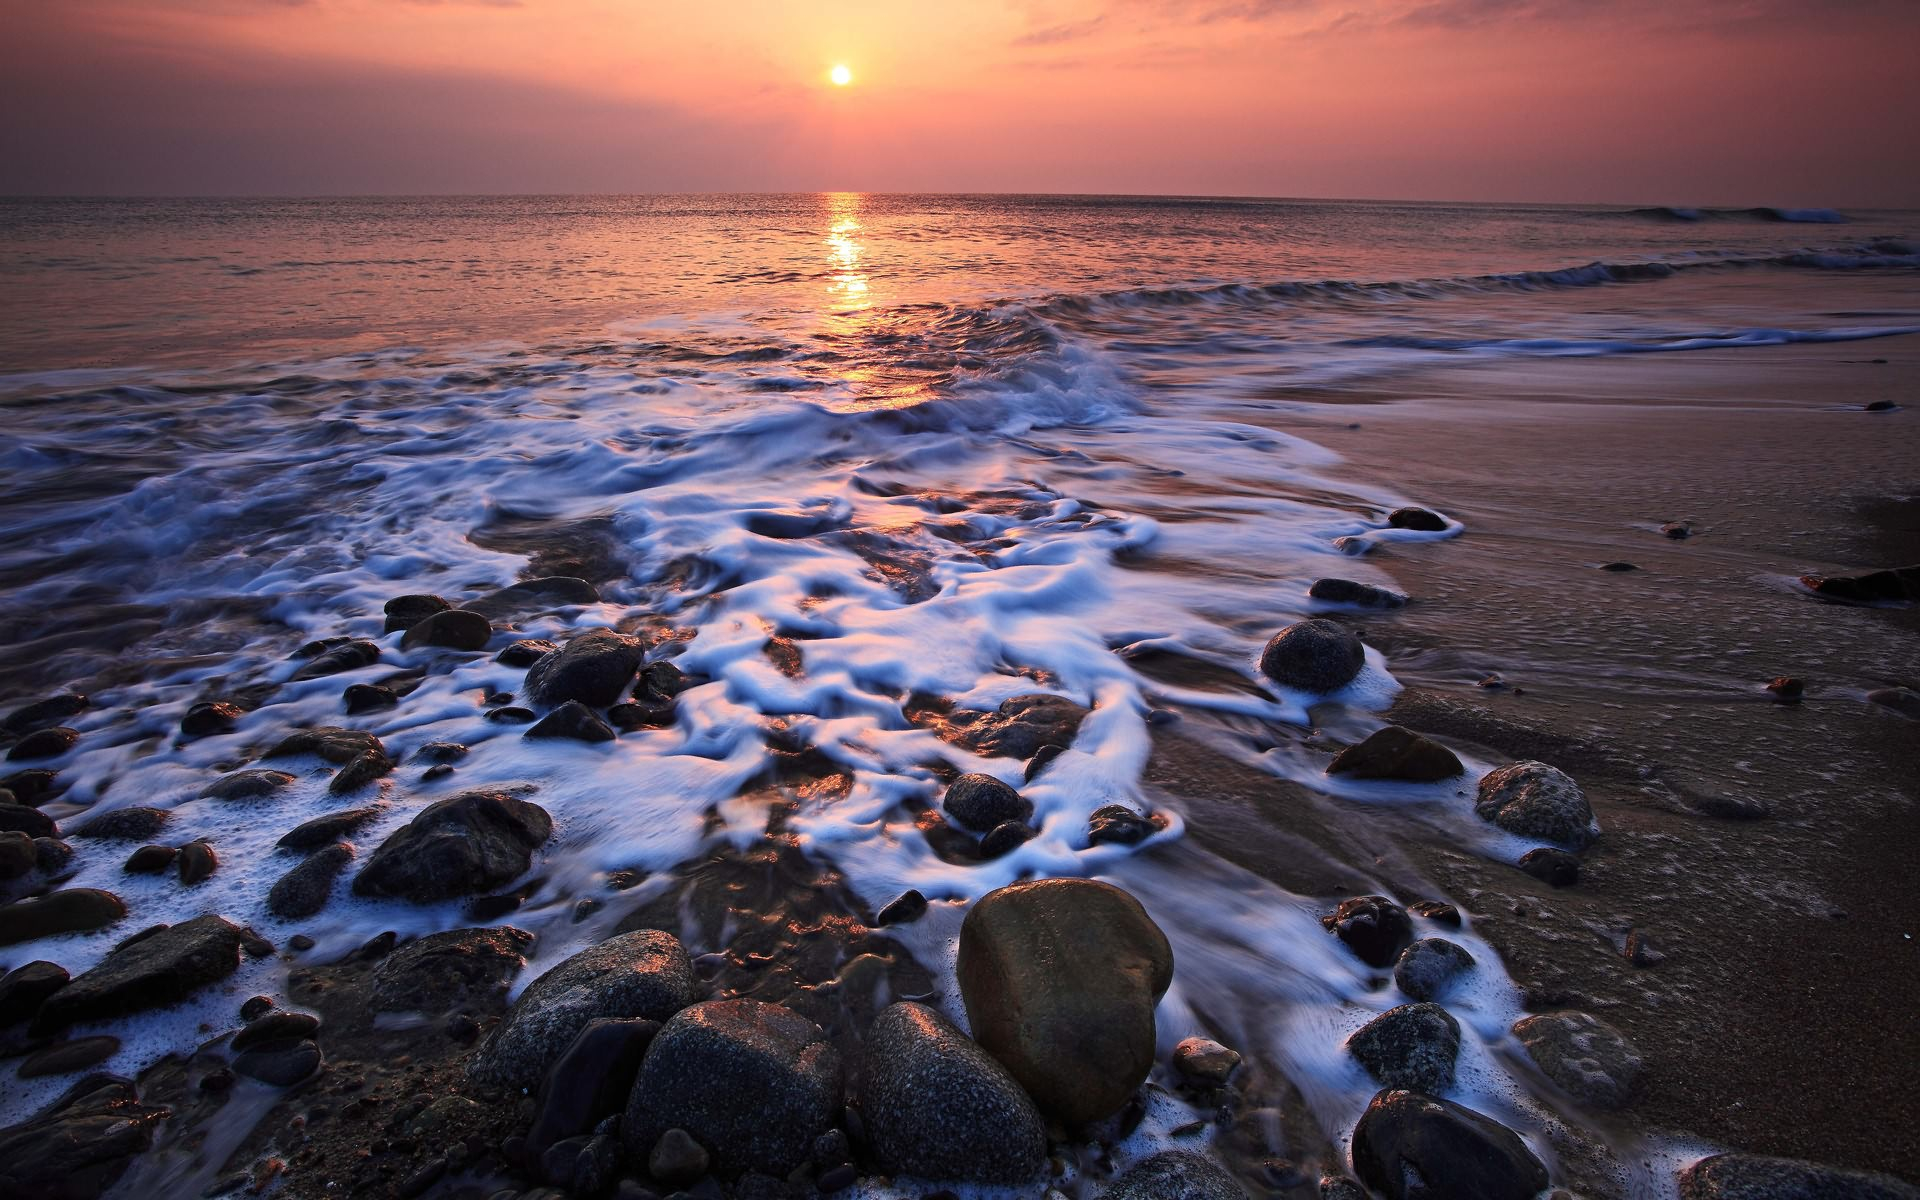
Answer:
[[353, 790, 551, 903], [1678, 1153, 1920, 1200], [1474, 761, 1596, 849], [32, 914, 242, 1033], [857, 1001, 1046, 1184], [1259, 619, 1364, 693], [1351, 1089, 1548, 1200], [525, 629, 645, 708], [1512, 1011, 1642, 1109], [470, 929, 692, 1088]]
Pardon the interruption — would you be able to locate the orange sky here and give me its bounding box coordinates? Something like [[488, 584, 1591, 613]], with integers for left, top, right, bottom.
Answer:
[[2, 0, 1916, 203]]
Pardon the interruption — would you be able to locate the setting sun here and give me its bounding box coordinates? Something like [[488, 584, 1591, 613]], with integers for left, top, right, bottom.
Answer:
[[829, 63, 852, 87]]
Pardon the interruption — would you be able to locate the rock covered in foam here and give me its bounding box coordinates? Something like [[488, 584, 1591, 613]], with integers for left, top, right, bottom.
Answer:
[[1475, 760, 1596, 849], [1512, 1011, 1642, 1109], [33, 913, 242, 1033], [1677, 1153, 1920, 1200], [1259, 619, 1364, 693], [1347, 1003, 1460, 1093], [1393, 938, 1473, 1002], [353, 790, 551, 904], [525, 628, 645, 708], [1101, 1151, 1248, 1199], [1351, 1089, 1548, 1200]]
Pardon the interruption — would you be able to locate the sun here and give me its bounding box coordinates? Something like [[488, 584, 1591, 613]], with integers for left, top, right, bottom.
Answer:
[[829, 64, 853, 87]]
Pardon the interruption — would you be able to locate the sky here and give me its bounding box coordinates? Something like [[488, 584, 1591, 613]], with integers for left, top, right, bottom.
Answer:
[[1, 0, 1916, 205]]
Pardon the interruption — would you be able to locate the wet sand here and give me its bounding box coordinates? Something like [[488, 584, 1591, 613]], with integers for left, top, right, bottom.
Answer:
[[1150, 337, 1919, 1184]]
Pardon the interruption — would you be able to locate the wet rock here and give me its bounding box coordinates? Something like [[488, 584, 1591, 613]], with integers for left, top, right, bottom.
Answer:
[[199, 769, 296, 801], [472, 928, 693, 1088], [957, 878, 1173, 1125], [0, 1074, 169, 1198], [609, 699, 676, 731], [267, 843, 354, 919], [290, 638, 381, 681], [468, 575, 600, 620], [18, 1034, 119, 1077], [180, 701, 244, 737], [498, 638, 558, 668], [370, 926, 534, 1012], [0, 830, 35, 879], [943, 773, 1030, 832], [1765, 676, 1804, 703], [1512, 1011, 1642, 1109], [328, 747, 393, 794], [1102, 1151, 1248, 1200], [70, 807, 170, 841], [1865, 399, 1898, 412], [0, 803, 57, 837], [240, 995, 274, 1021], [1087, 804, 1156, 846], [650, 1127, 711, 1186], [382, 593, 451, 633], [175, 840, 217, 885], [1348, 1003, 1460, 1092], [2, 768, 60, 805], [1386, 507, 1446, 532], [1676, 1152, 1920, 1200], [980, 819, 1035, 859], [232, 1010, 319, 1048], [487, 705, 536, 723], [1393, 939, 1474, 1002], [1662, 521, 1692, 540], [401, 608, 493, 651], [638, 660, 692, 699], [526, 629, 645, 708], [857, 1001, 1047, 1185], [1600, 561, 1638, 572], [1259, 619, 1365, 693], [1320, 1177, 1368, 1200], [1309, 578, 1408, 608], [1518, 847, 1579, 887], [1475, 761, 1596, 849], [232, 1034, 323, 1087], [953, 694, 1089, 759], [342, 683, 397, 714], [1867, 687, 1920, 720], [528, 1017, 660, 1157], [1322, 895, 1414, 968], [623, 998, 842, 1177], [1351, 1089, 1548, 1200], [526, 700, 617, 743], [1799, 565, 1920, 604], [33, 914, 242, 1033], [416, 741, 469, 763], [33, 836, 70, 874], [265, 726, 386, 766], [0, 888, 127, 946], [0, 960, 69, 1025], [3, 693, 88, 735], [1172, 1037, 1242, 1085], [875, 889, 928, 926], [1327, 726, 1462, 782], [353, 790, 552, 903], [10, 726, 79, 760], [277, 806, 380, 850]]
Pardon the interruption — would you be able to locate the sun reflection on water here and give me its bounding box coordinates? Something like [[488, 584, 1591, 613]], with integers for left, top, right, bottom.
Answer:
[[818, 193, 936, 411]]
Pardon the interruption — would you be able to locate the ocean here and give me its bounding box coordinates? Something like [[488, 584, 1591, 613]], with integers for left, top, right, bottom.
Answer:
[[2, 194, 1918, 1194]]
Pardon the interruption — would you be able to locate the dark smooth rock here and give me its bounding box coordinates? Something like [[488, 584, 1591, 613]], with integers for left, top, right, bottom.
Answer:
[[70, 807, 170, 841], [650, 1127, 711, 1186], [10, 727, 79, 760], [0, 830, 34, 879], [0, 803, 57, 838], [180, 701, 244, 737], [1320, 1177, 1369, 1200], [199, 769, 296, 801], [1867, 687, 1920, 720], [33, 914, 242, 1033], [3, 694, 88, 735], [1408, 900, 1461, 927], [1348, 1003, 1460, 1092], [1865, 399, 1898, 412], [240, 995, 275, 1021], [637, 660, 692, 699], [277, 806, 381, 850], [526, 700, 617, 743], [370, 926, 534, 1012], [609, 699, 676, 730], [1799, 565, 1920, 604], [1087, 804, 1156, 846], [468, 575, 600, 620], [353, 790, 552, 903], [175, 840, 217, 885], [402, 608, 493, 651], [858, 1001, 1046, 1185], [33, 837, 70, 875], [472, 928, 693, 1088], [1518, 847, 1579, 887], [0, 1074, 169, 1199], [0, 960, 70, 1025], [231, 1010, 319, 1050], [233, 1036, 322, 1087], [1765, 676, 1805, 703], [1327, 726, 1463, 782], [1387, 507, 1448, 532], [342, 683, 397, 714], [266, 726, 386, 765], [416, 741, 469, 763], [1600, 561, 1639, 572], [1512, 1012, 1642, 1109], [1259, 619, 1365, 693], [1351, 1089, 1548, 1200], [1393, 939, 1474, 1002], [951, 694, 1089, 760], [957, 878, 1173, 1125], [290, 639, 381, 681], [875, 889, 928, 926], [1662, 521, 1693, 540], [528, 1017, 660, 1157], [623, 999, 841, 1177], [1322, 895, 1414, 968], [328, 747, 393, 794], [2, 768, 60, 806], [0, 889, 127, 947], [942, 773, 1029, 832], [487, 706, 536, 723], [18, 1034, 120, 1077], [267, 843, 354, 919], [979, 819, 1035, 859], [1172, 1036, 1242, 1085], [1309, 578, 1408, 608], [498, 639, 558, 668], [1677, 1153, 1920, 1200], [1475, 761, 1596, 849], [526, 629, 645, 708], [383, 593, 451, 633], [1102, 1151, 1248, 1200]]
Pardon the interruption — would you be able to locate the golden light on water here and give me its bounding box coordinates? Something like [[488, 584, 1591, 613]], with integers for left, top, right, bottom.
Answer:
[[829, 64, 853, 87]]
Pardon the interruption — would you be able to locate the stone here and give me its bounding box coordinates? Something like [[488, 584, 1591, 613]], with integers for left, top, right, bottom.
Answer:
[[468, 575, 600, 620], [370, 926, 535, 1012], [1322, 895, 1413, 968], [354, 790, 552, 903], [1662, 521, 1692, 540], [1320, 1178, 1369, 1200], [416, 741, 469, 763], [240, 995, 275, 1021], [33, 837, 71, 874], [1518, 847, 1579, 887], [18, 1034, 120, 1077], [1387, 507, 1448, 532], [0, 1074, 169, 1199], [1600, 561, 1638, 572], [1677, 1153, 1920, 1200], [651, 1128, 711, 1186], [857, 1001, 1046, 1184], [498, 639, 558, 668], [3, 693, 88, 735], [267, 843, 354, 919], [33, 914, 242, 1033], [0, 830, 36, 879], [528, 1017, 660, 1157], [952, 694, 1089, 760], [1765, 676, 1804, 703], [1408, 900, 1461, 927], [526, 700, 618, 743], [265, 727, 386, 766], [488, 706, 536, 723], [402, 608, 493, 651], [957, 878, 1173, 1125], [1867, 687, 1920, 720], [942, 773, 1030, 832], [290, 638, 381, 681], [1799, 565, 1920, 604], [1348, 1004, 1460, 1092], [0, 960, 69, 1025], [181, 701, 244, 737], [233, 1036, 323, 1087], [637, 660, 692, 699], [2, 768, 60, 806], [1475, 761, 1596, 849], [1087, 804, 1156, 846], [875, 889, 928, 926], [231, 1010, 319, 1049], [622, 999, 842, 1177], [1102, 1151, 1248, 1200], [1309, 578, 1407, 608], [199, 769, 296, 801], [1172, 1037, 1242, 1085], [980, 820, 1035, 858], [1351, 1090, 1548, 1200], [526, 629, 646, 708], [9, 726, 79, 760], [277, 806, 381, 850], [329, 748, 393, 794], [0, 889, 127, 947], [383, 593, 451, 633], [342, 683, 397, 714], [1393, 939, 1474, 1002], [1327, 727, 1463, 782], [1512, 1012, 1642, 1109], [1259, 619, 1365, 693], [173, 840, 216, 885], [70, 807, 170, 841], [0, 803, 57, 837], [471, 928, 693, 1088]]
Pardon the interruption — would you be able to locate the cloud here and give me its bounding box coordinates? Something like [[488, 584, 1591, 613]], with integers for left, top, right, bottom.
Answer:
[[1012, 16, 1107, 45]]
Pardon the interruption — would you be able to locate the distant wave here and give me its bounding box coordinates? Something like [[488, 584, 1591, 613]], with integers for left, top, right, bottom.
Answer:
[[1339, 325, 1920, 357], [1620, 206, 1848, 224]]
